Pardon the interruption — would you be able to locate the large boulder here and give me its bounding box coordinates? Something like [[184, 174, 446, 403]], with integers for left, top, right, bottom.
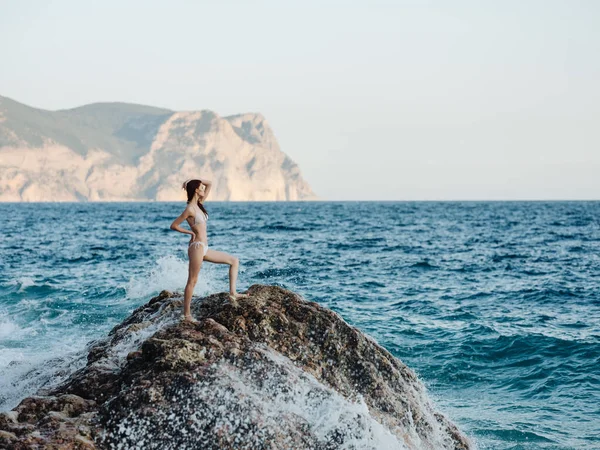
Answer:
[[0, 285, 473, 449]]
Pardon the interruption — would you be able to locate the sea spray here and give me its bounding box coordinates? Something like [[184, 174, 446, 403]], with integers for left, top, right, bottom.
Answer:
[[101, 345, 410, 450], [0, 255, 219, 411], [124, 254, 219, 300]]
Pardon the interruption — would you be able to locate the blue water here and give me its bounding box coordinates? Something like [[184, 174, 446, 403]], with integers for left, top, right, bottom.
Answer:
[[1, 201, 599, 449]]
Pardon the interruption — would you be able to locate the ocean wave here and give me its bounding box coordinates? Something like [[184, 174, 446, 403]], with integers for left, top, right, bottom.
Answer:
[[0, 346, 88, 411], [480, 426, 556, 444], [381, 244, 414, 253], [255, 267, 305, 279], [124, 255, 219, 300], [439, 310, 479, 321], [491, 253, 528, 262], [359, 280, 387, 289], [262, 224, 310, 232], [6, 276, 37, 293], [409, 260, 439, 270], [0, 315, 22, 340], [457, 332, 600, 373]]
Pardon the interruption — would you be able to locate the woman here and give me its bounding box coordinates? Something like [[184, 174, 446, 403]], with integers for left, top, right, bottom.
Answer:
[[170, 178, 248, 322]]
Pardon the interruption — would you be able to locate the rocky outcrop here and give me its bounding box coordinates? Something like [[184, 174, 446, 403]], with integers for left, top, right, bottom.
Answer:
[[0, 95, 318, 202], [0, 285, 473, 449]]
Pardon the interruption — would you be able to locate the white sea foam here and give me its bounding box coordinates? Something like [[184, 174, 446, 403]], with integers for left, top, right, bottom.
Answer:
[[252, 347, 410, 449], [0, 302, 92, 410], [7, 276, 36, 292], [0, 306, 86, 411], [124, 255, 221, 300], [99, 305, 180, 369], [0, 346, 88, 411], [0, 305, 177, 412], [102, 344, 413, 450], [0, 315, 21, 340]]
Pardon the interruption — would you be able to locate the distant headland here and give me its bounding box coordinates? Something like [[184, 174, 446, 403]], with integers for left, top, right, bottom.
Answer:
[[0, 95, 318, 202]]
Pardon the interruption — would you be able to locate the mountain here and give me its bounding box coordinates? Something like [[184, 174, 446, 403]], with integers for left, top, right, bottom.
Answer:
[[0, 95, 318, 201], [0, 285, 473, 449]]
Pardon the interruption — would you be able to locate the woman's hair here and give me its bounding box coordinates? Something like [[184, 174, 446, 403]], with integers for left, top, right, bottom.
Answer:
[[182, 179, 209, 218]]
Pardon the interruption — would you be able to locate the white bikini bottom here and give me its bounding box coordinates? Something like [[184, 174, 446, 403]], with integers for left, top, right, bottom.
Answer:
[[188, 240, 208, 256]]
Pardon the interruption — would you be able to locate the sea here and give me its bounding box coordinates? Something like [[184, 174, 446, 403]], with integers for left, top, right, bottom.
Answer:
[[0, 201, 598, 449]]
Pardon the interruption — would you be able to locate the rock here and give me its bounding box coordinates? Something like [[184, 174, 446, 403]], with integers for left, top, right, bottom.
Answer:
[[0, 394, 96, 449], [0, 285, 474, 449]]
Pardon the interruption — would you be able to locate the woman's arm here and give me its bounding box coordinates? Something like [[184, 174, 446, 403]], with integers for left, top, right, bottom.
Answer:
[[200, 179, 212, 203], [170, 207, 194, 236]]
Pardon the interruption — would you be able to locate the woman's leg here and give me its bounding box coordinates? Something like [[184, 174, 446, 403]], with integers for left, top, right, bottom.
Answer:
[[184, 245, 204, 319], [203, 249, 248, 299]]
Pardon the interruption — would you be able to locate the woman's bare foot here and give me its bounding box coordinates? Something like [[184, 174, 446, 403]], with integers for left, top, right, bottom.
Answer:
[[181, 314, 198, 324], [227, 295, 239, 307], [228, 292, 249, 307]]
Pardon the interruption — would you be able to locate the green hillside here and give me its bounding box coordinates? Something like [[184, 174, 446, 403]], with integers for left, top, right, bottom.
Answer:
[[0, 96, 174, 164]]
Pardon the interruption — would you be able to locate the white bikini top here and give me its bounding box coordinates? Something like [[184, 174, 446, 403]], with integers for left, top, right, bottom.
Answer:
[[191, 204, 208, 226]]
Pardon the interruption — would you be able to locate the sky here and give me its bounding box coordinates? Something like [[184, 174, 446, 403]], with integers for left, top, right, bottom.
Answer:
[[1, 0, 599, 200]]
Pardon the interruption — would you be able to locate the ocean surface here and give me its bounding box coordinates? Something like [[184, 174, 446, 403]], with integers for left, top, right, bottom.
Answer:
[[0, 201, 599, 449]]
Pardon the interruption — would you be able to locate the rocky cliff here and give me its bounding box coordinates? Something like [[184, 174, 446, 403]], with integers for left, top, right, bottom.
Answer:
[[0, 285, 473, 449], [0, 96, 318, 201]]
